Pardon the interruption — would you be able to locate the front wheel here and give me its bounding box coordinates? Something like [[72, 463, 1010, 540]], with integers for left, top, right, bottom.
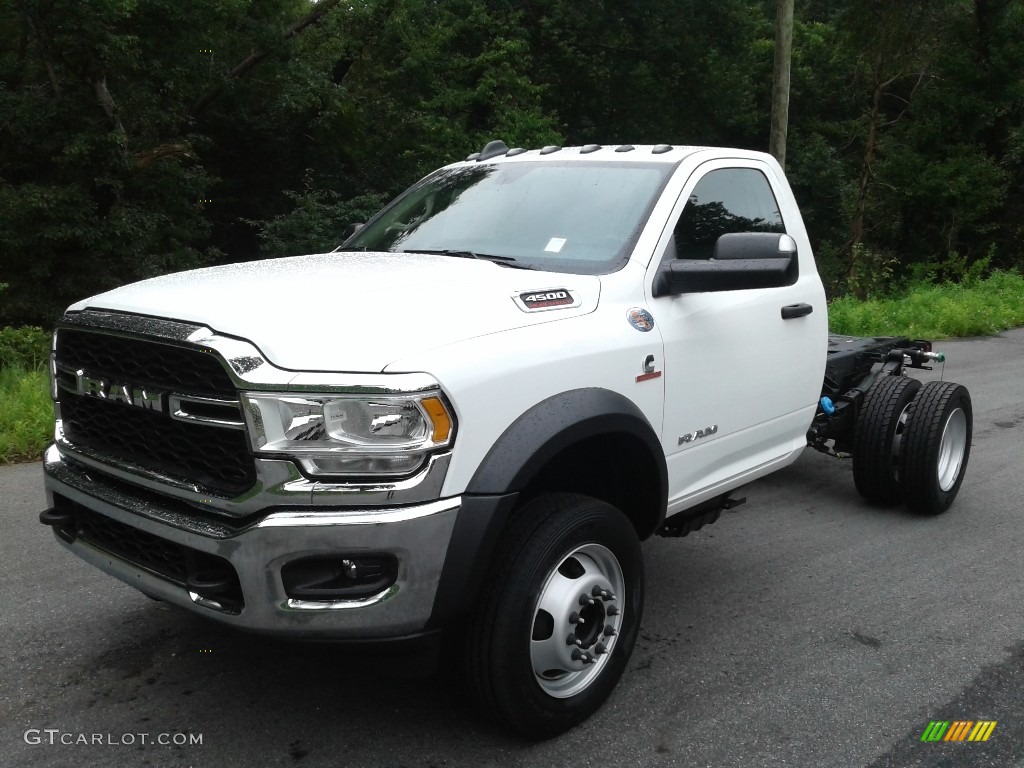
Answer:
[[464, 493, 644, 739]]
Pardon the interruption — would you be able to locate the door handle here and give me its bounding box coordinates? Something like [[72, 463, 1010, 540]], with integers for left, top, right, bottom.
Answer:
[[781, 303, 813, 319]]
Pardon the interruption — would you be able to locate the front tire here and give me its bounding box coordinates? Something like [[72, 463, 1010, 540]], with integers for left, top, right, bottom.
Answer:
[[900, 381, 972, 515], [465, 493, 643, 739]]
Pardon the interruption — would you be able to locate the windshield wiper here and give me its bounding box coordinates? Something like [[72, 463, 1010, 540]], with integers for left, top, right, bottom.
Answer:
[[402, 248, 532, 269]]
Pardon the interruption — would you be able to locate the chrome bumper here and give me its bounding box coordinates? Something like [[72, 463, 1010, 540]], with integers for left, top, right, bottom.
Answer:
[[42, 445, 460, 639]]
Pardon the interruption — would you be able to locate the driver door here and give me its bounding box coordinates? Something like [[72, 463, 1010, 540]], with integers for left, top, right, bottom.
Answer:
[[649, 159, 827, 513]]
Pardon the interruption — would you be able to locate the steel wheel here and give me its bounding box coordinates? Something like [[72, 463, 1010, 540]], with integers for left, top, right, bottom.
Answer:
[[531, 543, 625, 698], [900, 381, 972, 515], [465, 493, 643, 739], [936, 407, 968, 491]]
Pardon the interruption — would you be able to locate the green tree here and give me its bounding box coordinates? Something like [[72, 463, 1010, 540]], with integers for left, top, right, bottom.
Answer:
[[2, 0, 1021, 322], [0, 0, 234, 324]]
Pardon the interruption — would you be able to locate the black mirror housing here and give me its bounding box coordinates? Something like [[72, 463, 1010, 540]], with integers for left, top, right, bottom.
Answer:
[[654, 232, 798, 296]]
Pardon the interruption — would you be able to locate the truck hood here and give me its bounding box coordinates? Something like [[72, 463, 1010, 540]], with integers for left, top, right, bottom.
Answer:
[[71, 251, 601, 372]]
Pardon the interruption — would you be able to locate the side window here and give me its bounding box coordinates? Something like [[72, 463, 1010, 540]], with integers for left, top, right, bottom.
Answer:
[[674, 168, 785, 260]]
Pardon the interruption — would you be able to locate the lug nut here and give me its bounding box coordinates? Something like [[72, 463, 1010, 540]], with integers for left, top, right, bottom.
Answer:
[[603, 625, 617, 637], [594, 642, 608, 655], [571, 649, 584, 662], [566, 633, 577, 646], [579, 595, 596, 606], [607, 606, 620, 616], [569, 611, 583, 625]]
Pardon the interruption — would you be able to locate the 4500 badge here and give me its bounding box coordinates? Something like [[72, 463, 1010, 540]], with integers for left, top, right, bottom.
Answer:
[[513, 289, 580, 312]]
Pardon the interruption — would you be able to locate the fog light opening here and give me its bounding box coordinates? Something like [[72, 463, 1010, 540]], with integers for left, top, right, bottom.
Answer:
[[281, 555, 398, 601]]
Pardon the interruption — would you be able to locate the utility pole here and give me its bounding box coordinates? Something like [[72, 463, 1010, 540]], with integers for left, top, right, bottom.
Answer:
[[769, 0, 795, 169]]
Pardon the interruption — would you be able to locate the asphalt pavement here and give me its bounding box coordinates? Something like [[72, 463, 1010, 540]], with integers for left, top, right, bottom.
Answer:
[[2, 329, 1024, 768]]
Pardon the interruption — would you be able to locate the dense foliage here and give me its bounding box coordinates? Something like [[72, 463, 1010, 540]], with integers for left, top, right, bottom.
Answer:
[[0, 365, 49, 463], [828, 270, 1024, 338], [1, 0, 1022, 325], [0, 322, 50, 369]]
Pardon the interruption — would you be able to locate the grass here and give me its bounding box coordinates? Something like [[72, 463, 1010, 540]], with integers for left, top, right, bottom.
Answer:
[[0, 365, 52, 464], [828, 270, 1024, 339]]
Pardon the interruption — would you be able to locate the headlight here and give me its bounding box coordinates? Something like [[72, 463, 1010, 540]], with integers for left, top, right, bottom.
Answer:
[[242, 392, 454, 477]]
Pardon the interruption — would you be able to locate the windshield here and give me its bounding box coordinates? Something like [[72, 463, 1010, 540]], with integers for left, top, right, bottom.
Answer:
[[344, 160, 675, 274]]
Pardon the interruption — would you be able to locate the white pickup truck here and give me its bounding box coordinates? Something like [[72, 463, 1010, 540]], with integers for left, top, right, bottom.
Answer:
[[40, 141, 972, 738]]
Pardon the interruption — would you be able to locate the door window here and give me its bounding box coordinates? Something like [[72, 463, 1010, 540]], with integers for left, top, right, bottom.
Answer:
[[674, 168, 785, 260]]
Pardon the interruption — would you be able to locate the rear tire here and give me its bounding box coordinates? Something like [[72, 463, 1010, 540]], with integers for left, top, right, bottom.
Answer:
[[900, 381, 972, 515], [464, 493, 643, 739], [853, 375, 921, 505]]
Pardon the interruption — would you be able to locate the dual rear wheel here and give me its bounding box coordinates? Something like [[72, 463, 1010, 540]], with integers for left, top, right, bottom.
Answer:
[[853, 377, 972, 514]]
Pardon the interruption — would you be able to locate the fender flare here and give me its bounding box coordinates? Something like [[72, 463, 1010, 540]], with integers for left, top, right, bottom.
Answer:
[[466, 387, 667, 506], [427, 389, 666, 628]]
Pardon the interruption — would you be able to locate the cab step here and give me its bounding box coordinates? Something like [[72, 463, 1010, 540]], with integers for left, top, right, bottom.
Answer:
[[656, 494, 747, 538]]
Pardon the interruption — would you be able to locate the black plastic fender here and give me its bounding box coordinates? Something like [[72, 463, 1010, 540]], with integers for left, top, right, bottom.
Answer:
[[428, 388, 666, 628], [466, 387, 667, 502]]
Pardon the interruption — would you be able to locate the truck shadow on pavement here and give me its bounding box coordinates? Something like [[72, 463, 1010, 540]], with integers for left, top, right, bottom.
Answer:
[[65, 599, 524, 757]]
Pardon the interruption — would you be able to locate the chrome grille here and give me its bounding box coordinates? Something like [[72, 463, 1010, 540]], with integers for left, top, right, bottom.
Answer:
[[56, 329, 236, 399], [55, 326, 256, 497]]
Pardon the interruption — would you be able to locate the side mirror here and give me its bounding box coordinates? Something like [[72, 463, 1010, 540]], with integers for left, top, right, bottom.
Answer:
[[653, 233, 798, 296]]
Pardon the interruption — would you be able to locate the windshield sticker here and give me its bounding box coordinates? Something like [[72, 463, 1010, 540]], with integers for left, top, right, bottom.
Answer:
[[513, 289, 579, 312], [544, 237, 567, 253], [627, 307, 655, 332]]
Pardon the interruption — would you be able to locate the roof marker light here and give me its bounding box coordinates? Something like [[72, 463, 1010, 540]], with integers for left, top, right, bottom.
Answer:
[[476, 140, 509, 161]]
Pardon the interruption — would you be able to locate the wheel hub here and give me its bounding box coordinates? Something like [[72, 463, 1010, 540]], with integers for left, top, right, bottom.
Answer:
[[530, 544, 625, 698], [572, 595, 606, 648], [937, 407, 967, 491]]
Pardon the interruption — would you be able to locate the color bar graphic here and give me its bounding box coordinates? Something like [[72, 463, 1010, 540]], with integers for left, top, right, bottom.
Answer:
[[920, 720, 996, 742], [968, 721, 998, 742], [920, 721, 949, 742]]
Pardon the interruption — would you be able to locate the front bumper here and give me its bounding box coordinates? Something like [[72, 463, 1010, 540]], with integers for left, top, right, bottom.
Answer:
[[42, 445, 460, 639]]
